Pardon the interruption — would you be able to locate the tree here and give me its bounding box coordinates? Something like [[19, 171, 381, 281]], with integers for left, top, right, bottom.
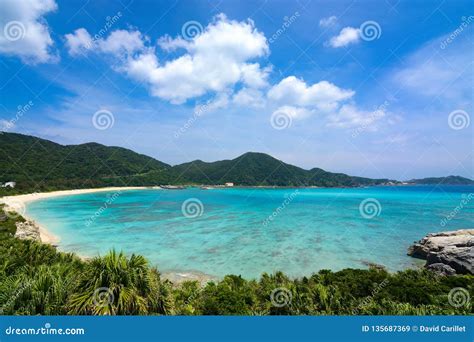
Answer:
[[69, 250, 169, 315]]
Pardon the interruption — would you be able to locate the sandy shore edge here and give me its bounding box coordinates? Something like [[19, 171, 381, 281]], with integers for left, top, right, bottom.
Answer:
[[0, 186, 152, 244], [0, 186, 219, 283]]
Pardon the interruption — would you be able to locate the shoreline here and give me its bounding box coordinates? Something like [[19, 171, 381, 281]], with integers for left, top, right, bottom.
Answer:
[[2, 185, 471, 281], [0, 186, 154, 205], [0, 186, 153, 244], [0, 185, 219, 283], [0, 184, 370, 243]]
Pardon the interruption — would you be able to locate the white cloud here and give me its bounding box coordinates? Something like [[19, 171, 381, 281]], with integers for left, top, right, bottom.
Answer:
[[327, 104, 386, 129], [122, 52, 158, 81], [63, 13, 389, 132], [240, 63, 270, 89], [272, 106, 314, 120], [0, 0, 57, 63], [268, 76, 354, 112], [267, 76, 391, 129], [99, 29, 146, 55], [233, 88, 266, 108], [328, 27, 360, 48], [319, 16, 337, 28], [121, 14, 270, 104], [157, 34, 189, 51], [65, 28, 147, 57], [66, 14, 269, 104], [64, 28, 92, 56]]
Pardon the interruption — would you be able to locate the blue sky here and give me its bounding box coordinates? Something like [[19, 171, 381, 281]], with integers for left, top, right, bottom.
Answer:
[[0, 0, 472, 180]]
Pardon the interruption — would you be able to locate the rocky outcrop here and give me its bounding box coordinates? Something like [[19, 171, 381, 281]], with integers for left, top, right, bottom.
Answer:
[[426, 263, 456, 276], [408, 229, 474, 275], [14, 220, 41, 241]]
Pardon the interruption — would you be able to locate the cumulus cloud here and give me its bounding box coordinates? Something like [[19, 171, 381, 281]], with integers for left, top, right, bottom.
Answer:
[[99, 29, 146, 55], [328, 27, 360, 47], [241, 63, 271, 89], [319, 16, 337, 28], [157, 34, 189, 51], [63, 13, 389, 132], [66, 14, 270, 104], [64, 28, 92, 56], [267, 76, 390, 129], [126, 15, 269, 104], [268, 76, 354, 112], [0, 0, 57, 63], [65, 28, 147, 57]]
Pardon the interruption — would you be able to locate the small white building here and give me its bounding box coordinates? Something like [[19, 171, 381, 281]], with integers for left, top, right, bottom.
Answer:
[[2, 181, 16, 188], [225, 182, 234, 187]]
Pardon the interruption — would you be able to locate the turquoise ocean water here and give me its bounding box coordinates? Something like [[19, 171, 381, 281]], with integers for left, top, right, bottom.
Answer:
[[26, 186, 474, 279]]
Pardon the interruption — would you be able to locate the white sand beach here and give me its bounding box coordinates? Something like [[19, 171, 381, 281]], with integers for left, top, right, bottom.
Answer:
[[0, 186, 152, 244]]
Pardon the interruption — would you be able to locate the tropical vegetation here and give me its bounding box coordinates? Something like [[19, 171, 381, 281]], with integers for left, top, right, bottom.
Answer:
[[0, 205, 472, 316], [0, 132, 396, 194], [408, 176, 474, 185]]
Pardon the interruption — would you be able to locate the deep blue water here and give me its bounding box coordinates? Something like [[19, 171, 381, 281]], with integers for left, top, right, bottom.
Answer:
[[26, 186, 474, 279]]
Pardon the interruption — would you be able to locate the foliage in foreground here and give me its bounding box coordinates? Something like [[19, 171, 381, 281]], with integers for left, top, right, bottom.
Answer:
[[0, 207, 472, 316]]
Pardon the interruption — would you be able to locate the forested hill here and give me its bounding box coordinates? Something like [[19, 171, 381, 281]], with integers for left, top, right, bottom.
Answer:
[[0, 132, 171, 191], [172, 152, 393, 187], [407, 176, 474, 185], [0, 132, 394, 192]]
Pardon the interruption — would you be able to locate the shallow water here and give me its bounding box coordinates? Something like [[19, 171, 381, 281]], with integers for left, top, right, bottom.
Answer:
[[26, 186, 474, 279]]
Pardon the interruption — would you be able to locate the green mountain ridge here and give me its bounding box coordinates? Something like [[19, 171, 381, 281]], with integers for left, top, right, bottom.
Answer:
[[0, 133, 170, 190], [407, 176, 474, 185], [172, 152, 392, 187], [1, 132, 471, 192]]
